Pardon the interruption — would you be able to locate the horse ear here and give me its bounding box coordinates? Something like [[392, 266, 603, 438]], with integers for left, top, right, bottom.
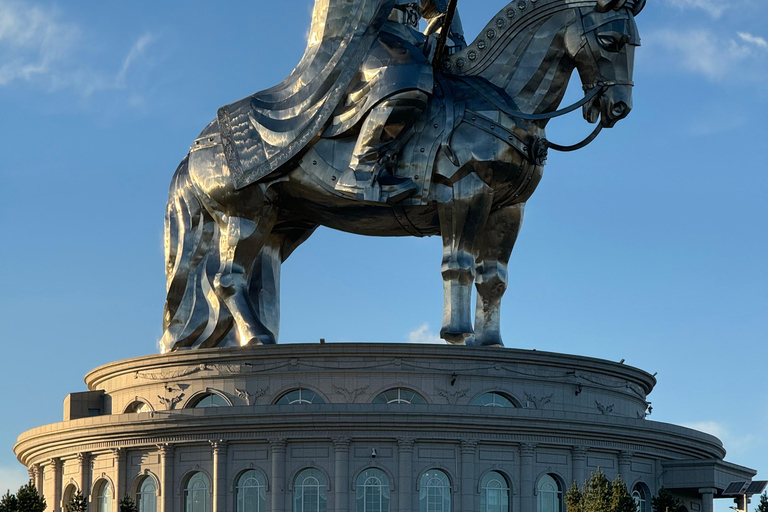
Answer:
[[595, 0, 627, 12], [632, 0, 646, 15]]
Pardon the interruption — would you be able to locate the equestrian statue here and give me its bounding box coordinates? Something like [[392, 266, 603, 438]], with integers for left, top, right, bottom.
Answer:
[[161, 0, 644, 352]]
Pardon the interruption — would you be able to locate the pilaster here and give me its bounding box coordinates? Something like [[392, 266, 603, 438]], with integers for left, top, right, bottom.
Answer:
[[397, 438, 415, 511], [112, 449, 126, 505], [618, 451, 633, 486], [269, 438, 287, 512], [158, 444, 174, 512], [51, 458, 63, 512], [333, 437, 351, 512], [211, 440, 228, 512], [572, 446, 588, 487], [77, 453, 91, 502], [460, 440, 478, 512], [520, 443, 536, 512]]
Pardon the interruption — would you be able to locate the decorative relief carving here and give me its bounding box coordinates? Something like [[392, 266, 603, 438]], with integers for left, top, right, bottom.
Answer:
[[396, 438, 415, 452], [235, 387, 269, 405], [524, 392, 553, 409], [135, 365, 209, 381], [595, 401, 614, 415], [332, 437, 352, 451], [157, 392, 185, 410], [435, 386, 469, 405], [332, 385, 368, 403]]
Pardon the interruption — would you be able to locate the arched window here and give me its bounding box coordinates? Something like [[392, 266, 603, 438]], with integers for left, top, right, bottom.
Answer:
[[125, 401, 152, 414], [372, 388, 426, 404], [184, 472, 210, 512], [481, 471, 510, 512], [277, 389, 325, 405], [419, 470, 451, 512], [189, 393, 229, 408], [293, 468, 327, 512], [236, 470, 267, 512], [356, 469, 390, 512], [62, 484, 77, 510], [136, 477, 157, 512], [472, 393, 516, 408], [95, 481, 113, 512], [537, 474, 562, 512], [632, 483, 649, 512]]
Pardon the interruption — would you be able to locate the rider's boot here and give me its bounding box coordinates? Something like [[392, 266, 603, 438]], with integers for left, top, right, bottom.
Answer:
[[335, 90, 428, 202]]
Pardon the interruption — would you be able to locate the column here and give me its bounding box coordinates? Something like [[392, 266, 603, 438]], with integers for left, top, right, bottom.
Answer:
[[460, 440, 478, 512], [211, 441, 228, 512], [572, 447, 587, 488], [520, 443, 536, 512], [333, 438, 351, 512], [397, 438, 415, 511], [158, 444, 174, 512], [112, 449, 127, 504], [618, 451, 633, 486], [77, 453, 91, 503], [270, 438, 287, 512], [32, 464, 44, 495], [51, 458, 63, 512], [699, 488, 716, 512]]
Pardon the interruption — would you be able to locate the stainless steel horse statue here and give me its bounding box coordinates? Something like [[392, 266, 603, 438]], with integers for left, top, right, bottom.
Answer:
[[161, 0, 644, 352]]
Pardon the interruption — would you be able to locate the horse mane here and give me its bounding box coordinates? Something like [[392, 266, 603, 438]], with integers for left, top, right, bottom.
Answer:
[[444, 0, 640, 78]]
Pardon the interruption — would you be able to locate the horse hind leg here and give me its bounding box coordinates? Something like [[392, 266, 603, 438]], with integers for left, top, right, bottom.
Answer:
[[474, 203, 524, 347], [214, 209, 278, 346], [438, 172, 494, 345]]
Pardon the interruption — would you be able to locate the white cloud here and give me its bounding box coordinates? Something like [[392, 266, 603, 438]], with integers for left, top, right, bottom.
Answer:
[[645, 28, 768, 81], [0, 0, 156, 97], [683, 421, 761, 456], [0, 464, 30, 495], [407, 324, 447, 344], [661, 0, 727, 18], [738, 32, 768, 49]]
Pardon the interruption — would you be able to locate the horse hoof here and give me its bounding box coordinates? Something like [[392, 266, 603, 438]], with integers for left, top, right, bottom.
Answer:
[[440, 327, 472, 345]]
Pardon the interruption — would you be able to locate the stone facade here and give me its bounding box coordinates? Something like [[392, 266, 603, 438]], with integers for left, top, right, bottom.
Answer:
[[15, 344, 756, 512]]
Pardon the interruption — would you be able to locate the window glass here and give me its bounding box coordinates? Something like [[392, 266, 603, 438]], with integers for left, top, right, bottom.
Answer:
[[96, 481, 113, 512], [277, 389, 326, 405], [356, 469, 390, 512], [481, 471, 509, 512], [137, 477, 157, 512], [471, 393, 516, 408], [419, 470, 450, 512], [293, 468, 327, 512], [236, 470, 266, 512], [537, 474, 562, 512], [632, 484, 649, 512], [193, 394, 229, 408], [184, 472, 210, 512], [372, 388, 426, 404], [125, 401, 151, 414]]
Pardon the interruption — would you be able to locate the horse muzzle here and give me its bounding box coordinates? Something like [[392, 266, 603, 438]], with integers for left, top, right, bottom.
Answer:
[[592, 85, 633, 128]]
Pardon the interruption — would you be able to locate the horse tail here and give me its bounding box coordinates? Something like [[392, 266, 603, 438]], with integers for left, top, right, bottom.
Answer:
[[161, 156, 234, 352]]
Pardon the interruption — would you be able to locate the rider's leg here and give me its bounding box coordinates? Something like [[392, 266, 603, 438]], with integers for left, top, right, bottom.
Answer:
[[335, 90, 428, 198]]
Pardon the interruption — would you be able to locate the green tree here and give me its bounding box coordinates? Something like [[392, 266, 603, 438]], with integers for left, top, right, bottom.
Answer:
[[583, 469, 612, 512], [15, 482, 46, 512], [611, 476, 637, 512], [119, 496, 138, 512], [0, 491, 19, 512], [755, 492, 768, 512], [565, 481, 584, 512], [66, 491, 87, 512], [652, 488, 684, 512]]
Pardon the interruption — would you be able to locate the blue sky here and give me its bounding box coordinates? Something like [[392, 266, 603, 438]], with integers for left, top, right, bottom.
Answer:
[[0, 1, 766, 510]]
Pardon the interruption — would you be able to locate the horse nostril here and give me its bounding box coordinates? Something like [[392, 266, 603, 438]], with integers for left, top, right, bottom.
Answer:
[[612, 102, 628, 117]]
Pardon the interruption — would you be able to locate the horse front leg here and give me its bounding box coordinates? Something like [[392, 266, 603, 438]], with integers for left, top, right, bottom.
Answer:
[[214, 209, 278, 346], [438, 173, 494, 344], [474, 203, 524, 347]]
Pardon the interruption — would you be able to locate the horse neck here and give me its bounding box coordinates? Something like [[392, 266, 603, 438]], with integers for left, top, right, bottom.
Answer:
[[476, 9, 579, 127]]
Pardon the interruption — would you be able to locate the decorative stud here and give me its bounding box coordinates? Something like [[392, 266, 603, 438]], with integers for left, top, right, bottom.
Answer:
[[477, 40, 487, 50], [468, 51, 478, 61], [486, 29, 496, 39], [518, 0, 527, 10], [507, 8, 517, 18]]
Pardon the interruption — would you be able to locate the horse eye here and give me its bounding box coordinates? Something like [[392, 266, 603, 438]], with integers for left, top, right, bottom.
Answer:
[[597, 34, 620, 52]]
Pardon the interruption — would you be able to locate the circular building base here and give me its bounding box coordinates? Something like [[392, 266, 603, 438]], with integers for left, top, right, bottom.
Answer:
[[15, 343, 755, 512]]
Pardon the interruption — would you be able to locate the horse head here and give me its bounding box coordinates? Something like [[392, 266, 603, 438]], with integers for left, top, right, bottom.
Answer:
[[566, 0, 644, 128]]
